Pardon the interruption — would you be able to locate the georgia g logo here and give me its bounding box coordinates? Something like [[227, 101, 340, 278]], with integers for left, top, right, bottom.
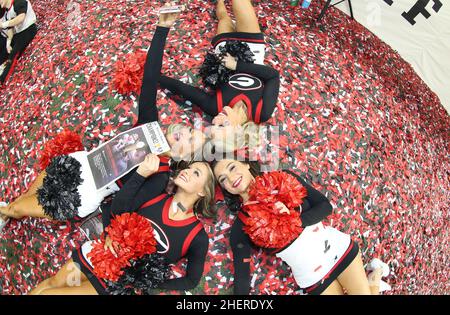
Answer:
[[148, 219, 170, 254], [228, 74, 262, 91]]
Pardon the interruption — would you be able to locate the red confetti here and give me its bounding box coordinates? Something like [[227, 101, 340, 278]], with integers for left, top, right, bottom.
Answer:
[[0, 0, 448, 295]]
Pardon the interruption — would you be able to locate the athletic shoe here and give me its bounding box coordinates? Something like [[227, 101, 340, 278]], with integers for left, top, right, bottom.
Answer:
[[367, 258, 390, 277], [379, 280, 392, 292], [0, 63, 6, 77]]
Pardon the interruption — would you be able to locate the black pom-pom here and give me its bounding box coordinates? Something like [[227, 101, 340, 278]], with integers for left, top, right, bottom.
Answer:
[[106, 253, 171, 295], [37, 155, 83, 221], [199, 40, 255, 89], [218, 41, 255, 64]]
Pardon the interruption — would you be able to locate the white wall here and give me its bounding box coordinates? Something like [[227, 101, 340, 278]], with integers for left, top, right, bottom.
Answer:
[[334, 0, 450, 115]]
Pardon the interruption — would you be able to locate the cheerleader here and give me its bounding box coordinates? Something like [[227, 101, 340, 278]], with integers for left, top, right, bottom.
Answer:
[[0, 6, 205, 227], [213, 158, 390, 295], [30, 153, 216, 294], [0, 0, 37, 84], [159, 0, 280, 152]]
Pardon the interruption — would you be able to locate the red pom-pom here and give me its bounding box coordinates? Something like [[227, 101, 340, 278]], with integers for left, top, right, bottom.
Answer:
[[38, 129, 84, 170], [112, 50, 147, 95], [248, 171, 307, 210], [242, 171, 307, 249], [87, 212, 157, 282]]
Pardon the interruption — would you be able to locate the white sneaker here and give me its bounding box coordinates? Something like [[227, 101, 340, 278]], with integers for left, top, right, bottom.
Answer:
[[379, 279, 392, 292], [0, 202, 9, 233], [0, 63, 5, 77], [367, 258, 390, 277]]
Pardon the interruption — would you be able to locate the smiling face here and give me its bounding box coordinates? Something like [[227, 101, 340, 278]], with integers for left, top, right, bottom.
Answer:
[[166, 124, 206, 160], [173, 162, 211, 196], [213, 159, 254, 196]]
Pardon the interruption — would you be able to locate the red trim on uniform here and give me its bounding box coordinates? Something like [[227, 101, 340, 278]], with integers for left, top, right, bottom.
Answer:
[[228, 94, 253, 120], [305, 241, 355, 293], [158, 165, 170, 172], [181, 223, 203, 256], [214, 37, 265, 46], [116, 179, 123, 188], [237, 211, 247, 222], [3, 54, 19, 83], [162, 196, 198, 227], [243, 258, 251, 263], [76, 247, 107, 289], [254, 99, 263, 124], [216, 89, 223, 113], [159, 156, 170, 164], [139, 193, 167, 210]]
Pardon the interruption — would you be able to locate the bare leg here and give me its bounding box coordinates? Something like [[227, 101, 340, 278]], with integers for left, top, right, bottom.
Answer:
[[0, 194, 51, 220], [320, 279, 345, 295], [336, 251, 375, 295], [1, 171, 47, 221], [30, 259, 88, 295], [216, 0, 235, 35], [232, 0, 261, 33], [21, 171, 47, 198], [39, 280, 98, 295]]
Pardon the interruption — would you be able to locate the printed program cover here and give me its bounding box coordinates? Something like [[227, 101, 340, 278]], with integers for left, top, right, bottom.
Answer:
[[87, 122, 170, 190]]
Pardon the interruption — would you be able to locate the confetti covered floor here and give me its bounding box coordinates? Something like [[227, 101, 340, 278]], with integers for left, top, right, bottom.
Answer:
[[0, 0, 449, 295]]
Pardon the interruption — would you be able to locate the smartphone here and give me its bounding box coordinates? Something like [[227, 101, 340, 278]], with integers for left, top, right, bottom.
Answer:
[[159, 5, 185, 14]]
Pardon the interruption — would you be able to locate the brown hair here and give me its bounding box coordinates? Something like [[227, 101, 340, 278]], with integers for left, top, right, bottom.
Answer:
[[193, 161, 216, 218], [211, 159, 261, 212]]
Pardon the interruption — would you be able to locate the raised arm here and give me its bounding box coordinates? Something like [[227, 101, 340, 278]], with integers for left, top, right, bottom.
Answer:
[[136, 26, 170, 125], [158, 229, 209, 290], [137, 5, 185, 125]]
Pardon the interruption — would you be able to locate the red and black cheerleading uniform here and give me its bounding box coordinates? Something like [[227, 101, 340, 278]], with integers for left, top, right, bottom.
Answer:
[[73, 168, 209, 294], [231, 170, 359, 295], [72, 27, 208, 294], [159, 32, 280, 124]]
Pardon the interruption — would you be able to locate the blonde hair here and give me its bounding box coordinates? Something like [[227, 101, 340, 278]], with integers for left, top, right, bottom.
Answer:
[[205, 121, 262, 154]]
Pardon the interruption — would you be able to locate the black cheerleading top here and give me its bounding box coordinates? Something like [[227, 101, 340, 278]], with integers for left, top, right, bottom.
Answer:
[[230, 170, 333, 295], [109, 169, 209, 290], [159, 61, 280, 124]]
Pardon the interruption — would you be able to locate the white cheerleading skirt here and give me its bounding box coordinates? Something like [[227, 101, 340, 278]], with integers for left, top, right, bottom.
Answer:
[[69, 151, 120, 218], [212, 32, 266, 65], [276, 222, 354, 289]]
